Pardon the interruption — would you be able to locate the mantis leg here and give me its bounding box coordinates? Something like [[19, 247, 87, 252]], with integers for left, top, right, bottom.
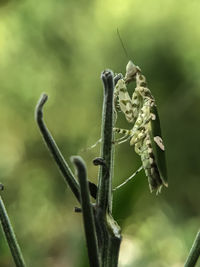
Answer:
[[114, 135, 132, 145], [80, 138, 102, 152], [113, 127, 132, 145], [113, 165, 143, 191]]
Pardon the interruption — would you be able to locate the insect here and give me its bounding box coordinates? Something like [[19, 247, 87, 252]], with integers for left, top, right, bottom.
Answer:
[[113, 60, 168, 194]]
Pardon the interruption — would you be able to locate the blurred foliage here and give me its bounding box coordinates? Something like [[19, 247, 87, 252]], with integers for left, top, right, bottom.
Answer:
[[0, 0, 200, 266]]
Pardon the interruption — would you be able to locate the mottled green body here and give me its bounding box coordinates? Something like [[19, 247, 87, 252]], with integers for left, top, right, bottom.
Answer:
[[114, 61, 168, 193]]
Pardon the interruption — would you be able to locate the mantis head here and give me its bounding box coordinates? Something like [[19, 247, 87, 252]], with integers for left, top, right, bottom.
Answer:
[[124, 60, 141, 84]]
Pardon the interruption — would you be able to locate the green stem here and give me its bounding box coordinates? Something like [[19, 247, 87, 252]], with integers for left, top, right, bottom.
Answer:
[[184, 230, 200, 267], [0, 195, 26, 267], [72, 156, 100, 267], [35, 94, 80, 203], [95, 70, 121, 267], [97, 70, 115, 214], [106, 213, 121, 267]]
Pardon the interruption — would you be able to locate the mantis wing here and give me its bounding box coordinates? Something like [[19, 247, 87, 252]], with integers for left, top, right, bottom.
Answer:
[[150, 104, 168, 188]]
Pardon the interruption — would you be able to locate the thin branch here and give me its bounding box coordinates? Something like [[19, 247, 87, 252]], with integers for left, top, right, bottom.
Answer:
[[184, 230, 200, 267], [0, 193, 26, 267], [72, 156, 100, 267], [97, 70, 115, 214], [35, 94, 80, 203]]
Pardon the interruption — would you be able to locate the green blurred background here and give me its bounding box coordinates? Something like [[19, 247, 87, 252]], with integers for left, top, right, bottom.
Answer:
[[0, 0, 200, 266]]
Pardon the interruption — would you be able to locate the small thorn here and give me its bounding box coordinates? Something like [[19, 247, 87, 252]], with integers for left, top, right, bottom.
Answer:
[[74, 207, 82, 213], [93, 157, 106, 167]]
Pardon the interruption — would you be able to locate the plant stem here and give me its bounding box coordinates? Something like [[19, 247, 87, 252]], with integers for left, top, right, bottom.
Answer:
[[72, 156, 100, 267], [184, 230, 200, 267], [96, 70, 121, 267], [105, 213, 122, 267], [35, 69, 122, 267], [97, 70, 115, 214], [35, 94, 80, 203], [0, 195, 26, 267]]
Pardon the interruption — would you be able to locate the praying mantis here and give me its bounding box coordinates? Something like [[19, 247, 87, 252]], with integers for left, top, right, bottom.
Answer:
[[113, 60, 168, 194]]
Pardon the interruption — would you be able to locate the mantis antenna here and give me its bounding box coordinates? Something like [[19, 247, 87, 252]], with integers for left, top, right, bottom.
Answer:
[[117, 28, 130, 60]]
